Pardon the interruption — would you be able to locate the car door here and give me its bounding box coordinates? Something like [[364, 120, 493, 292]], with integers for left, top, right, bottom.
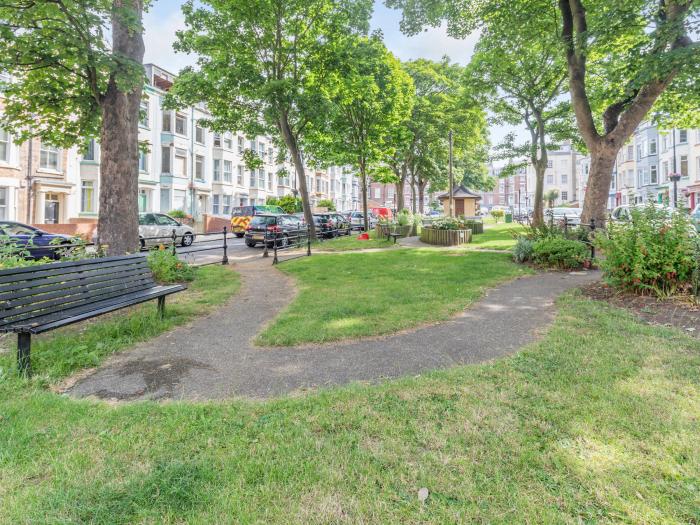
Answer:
[[155, 214, 179, 243], [139, 214, 160, 246]]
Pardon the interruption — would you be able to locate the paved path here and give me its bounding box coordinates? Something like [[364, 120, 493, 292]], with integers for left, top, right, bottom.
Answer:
[[67, 258, 599, 401]]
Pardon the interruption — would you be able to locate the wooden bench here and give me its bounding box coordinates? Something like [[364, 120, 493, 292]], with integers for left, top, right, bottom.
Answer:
[[0, 254, 186, 375], [387, 232, 402, 244]]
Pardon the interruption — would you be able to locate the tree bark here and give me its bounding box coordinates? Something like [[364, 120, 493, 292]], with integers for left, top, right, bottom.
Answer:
[[395, 162, 407, 211], [532, 163, 546, 227], [278, 113, 315, 238], [418, 179, 427, 214], [580, 143, 618, 226], [410, 171, 417, 213], [97, 0, 144, 255], [359, 159, 369, 231]]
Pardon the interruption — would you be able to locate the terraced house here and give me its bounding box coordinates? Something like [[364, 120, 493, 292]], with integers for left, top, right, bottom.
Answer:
[[0, 64, 360, 232]]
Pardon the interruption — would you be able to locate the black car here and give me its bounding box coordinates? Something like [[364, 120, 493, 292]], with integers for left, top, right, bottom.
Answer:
[[313, 213, 350, 238], [244, 214, 304, 248]]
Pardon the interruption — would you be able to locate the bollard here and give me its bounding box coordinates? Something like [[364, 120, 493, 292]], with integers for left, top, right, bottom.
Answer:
[[263, 231, 269, 258], [222, 226, 229, 265], [307, 225, 311, 256], [171, 229, 177, 255], [589, 218, 596, 260]]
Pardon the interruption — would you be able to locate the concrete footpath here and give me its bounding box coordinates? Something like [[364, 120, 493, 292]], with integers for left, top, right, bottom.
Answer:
[[67, 259, 599, 401]]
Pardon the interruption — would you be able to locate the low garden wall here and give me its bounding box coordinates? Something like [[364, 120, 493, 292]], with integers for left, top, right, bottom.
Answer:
[[420, 227, 472, 246]]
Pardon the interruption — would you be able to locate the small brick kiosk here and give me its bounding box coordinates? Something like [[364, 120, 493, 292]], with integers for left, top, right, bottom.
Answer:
[[438, 185, 482, 217]]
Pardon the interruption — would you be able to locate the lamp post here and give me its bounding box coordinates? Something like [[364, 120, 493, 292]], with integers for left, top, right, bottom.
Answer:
[[670, 173, 681, 208], [448, 130, 454, 218]]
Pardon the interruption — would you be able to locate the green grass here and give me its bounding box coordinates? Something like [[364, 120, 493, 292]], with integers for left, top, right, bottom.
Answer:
[[469, 222, 526, 250], [1, 294, 699, 523], [0, 265, 240, 381], [314, 230, 396, 252], [258, 250, 530, 346]]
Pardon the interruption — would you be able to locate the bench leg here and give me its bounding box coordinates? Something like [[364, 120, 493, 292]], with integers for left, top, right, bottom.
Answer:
[[157, 296, 166, 320], [17, 332, 31, 376]]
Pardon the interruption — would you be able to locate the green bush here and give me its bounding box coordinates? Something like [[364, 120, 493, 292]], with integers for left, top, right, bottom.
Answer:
[[317, 199, 336, 211], [532, 238, 589, 269], [168, 209, 188, 219], [595, 205, 695, 296], [513, 237, 534, 263], [397, 209, 412, 226], [147, 248, 195, 283], [267, 195, 303, 214], [491, 210, 505, 222], [432, 217, 483, 231]]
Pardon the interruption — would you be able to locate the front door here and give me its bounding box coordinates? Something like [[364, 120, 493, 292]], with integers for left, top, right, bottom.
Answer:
[[44, 194, 60, 224], [455, 199, 465, 216], [197, 194, 208, 218]]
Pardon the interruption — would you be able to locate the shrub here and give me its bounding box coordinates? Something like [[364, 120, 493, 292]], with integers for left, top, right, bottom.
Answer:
[[168, 209, 188, 219], [595, 205, 695, 296], [431, 217, 483, 231], [513, 237, 534, 263], [317, 199, 336, 211], [147, 248, 195, 283], [397, 209, 412, 226], [491, 209, 505, 222], [532, 238, 589, 269]]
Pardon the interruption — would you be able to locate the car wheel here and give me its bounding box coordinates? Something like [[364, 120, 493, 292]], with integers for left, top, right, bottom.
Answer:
[[245, 240, 256, 248], [235, 232, 244, 238], [181, 233, 194, 247]]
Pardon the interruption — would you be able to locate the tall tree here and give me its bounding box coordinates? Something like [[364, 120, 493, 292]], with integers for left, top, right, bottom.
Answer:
[[310, 35, 414, 230], [386, 0, 699, 224], [167, 0, 373, 236], [0, 0, 146, 255], [466, 23, 569, 226]]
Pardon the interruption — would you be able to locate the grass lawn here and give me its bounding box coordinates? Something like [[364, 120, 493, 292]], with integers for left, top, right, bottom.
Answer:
[[469, 222, 526, 250], [258, 250, 530, 346], [314, 229, 396, 252], [1, 294, 698, 523], [0, 265, 240, 381]]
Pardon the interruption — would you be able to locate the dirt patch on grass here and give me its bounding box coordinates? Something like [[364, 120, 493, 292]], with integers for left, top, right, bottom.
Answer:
[[581, 282, 700, 336]]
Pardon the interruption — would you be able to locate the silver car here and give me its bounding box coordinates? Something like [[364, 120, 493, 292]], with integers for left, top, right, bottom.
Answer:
[[346, 211, 377, 230], [139, 213, 195, 248]]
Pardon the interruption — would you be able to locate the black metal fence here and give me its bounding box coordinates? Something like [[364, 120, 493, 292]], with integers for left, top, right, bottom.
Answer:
[[260, 226, 312, 264], [140, 227, 230, 266]]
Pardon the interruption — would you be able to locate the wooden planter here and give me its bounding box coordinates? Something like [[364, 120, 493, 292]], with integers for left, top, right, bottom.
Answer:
[[420, 227, 472, 246], [463, 222, 484, 235]]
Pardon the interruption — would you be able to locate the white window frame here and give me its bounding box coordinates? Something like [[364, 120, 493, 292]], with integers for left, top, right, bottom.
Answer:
[[213, 159, 221, 181], [195, 155, 205, 181], [39, 143, 61, 172], [175, 113, 187, 136], [0, 128, 10, 163], [224, 160, 233, 183], [81, 180, 96, 213], [195, 123, 205, 145]]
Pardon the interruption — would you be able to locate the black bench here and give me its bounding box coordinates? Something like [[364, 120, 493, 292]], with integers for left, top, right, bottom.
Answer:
[[387, 232, 402, 244], [0, 254, 186, 375]]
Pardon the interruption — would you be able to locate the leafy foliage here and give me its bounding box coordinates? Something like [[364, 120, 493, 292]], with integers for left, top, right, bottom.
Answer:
[[512, 237, 535, 263], [147, 248, 195, 283], [267, 196, 303, 214], [316, 199, 337, 211], [532, 237, 589, 270], [595, 205, 696, 297], [490, 209, 505, 222], [431, 217, 482, 231]]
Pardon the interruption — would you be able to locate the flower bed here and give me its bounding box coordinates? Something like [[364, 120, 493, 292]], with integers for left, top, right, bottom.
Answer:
[[420, 227, 472, 246]]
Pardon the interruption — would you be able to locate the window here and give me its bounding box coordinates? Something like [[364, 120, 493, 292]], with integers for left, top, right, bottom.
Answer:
[[213, 133, 222, 148], [258, 142, 265, 159], [258, 168, 265, 188], [139, 151, 148, 172], [223, 195, 232, 215], [250, 170, 257, 188], [84, 139, 95, 161], [224, 133, 233, 149], [224, 160, 233, 182], [662, 135, 668, 152], [561, 191, 568, 201], [237, 165, 244, 185], [561, 173, 568, 184], [140, 100, 149, 128], [268, 172, 273, 190], [681, 155, 689, 177], [268, 147, 274, 163], [638, 168, 645, 186], [546, 174, 554, 184], [237, 136, 244, 154], [159, 188, 170, 212], [174, 148, 187, 177], [175, 113, 187, 135], [213, 194, 220, 215], [195, 123, 205, 145], [0, 187, 7, 219], [627, 144, 634, 160], [662, 161, 669, 182], [173, 189, 187, 211], [162, 110, 172, 132], [213, 159, 221, 181], [195, 155, 205, 180], [650, 164, 658, 184], [649, 138, 657, 155], [636, 144, 642, 160], [81, 180, 95, 213], [0, 129, 8, 162], [161, 147, 171, 173], [374, 187, 381, 199], [679, 129, 688, 144], [40, 143, 60, 171], [547, 160, 553, 168]]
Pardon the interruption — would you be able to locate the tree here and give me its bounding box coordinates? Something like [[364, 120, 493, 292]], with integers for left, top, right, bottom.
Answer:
[[167, 0, 373, 238], [310, 35, 414, 230], [543, 189, 560, 208], [466, 21, 569, 227], [0, 1, 146, 255], [386, 0, 699, 225]]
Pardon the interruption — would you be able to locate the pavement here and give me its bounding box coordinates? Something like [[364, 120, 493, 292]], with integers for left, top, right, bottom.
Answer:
[[66, 252, 600, 401]]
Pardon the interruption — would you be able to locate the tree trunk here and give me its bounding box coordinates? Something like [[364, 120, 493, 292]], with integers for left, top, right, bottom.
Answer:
[[581, 144, 618, 227], [395, 163, 407, 211], [410, 172, 417, 213], [360, 160, 369, 231], [97, 0, 144, 255], [418, 179, 427, 214], [278, 113, 315, 238], [532, 163, 546, 227]]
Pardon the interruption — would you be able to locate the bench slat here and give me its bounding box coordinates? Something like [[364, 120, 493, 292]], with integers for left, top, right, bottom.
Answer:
[[9, 285, 185, 334], [0, 278, 159, 328], [2, 272, 155, 310], [0, 262, 151, 298], [0, 253, 145, 282]]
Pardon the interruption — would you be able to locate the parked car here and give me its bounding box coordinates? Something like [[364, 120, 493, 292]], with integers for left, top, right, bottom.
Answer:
[[231, 204, 285, 238], [244, 214, 304, 248], [138, 213, 195, 248], [610, 204, 673, 223], [346, 211, 377, 230], [330, 213, 352, 236], [313, 213, 350, 238], [0, 221, 76, 260], [545, 207, 582, 225]]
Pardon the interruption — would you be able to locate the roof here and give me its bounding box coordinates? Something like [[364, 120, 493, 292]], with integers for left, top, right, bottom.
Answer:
[[437, 185, 482, 200]]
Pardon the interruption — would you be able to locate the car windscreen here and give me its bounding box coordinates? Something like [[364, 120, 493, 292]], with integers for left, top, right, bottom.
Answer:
[[254, 205, 284, 214], [232, 206, 253, 216], [250, 216, 276, 226], [0, 223, 38, 235]]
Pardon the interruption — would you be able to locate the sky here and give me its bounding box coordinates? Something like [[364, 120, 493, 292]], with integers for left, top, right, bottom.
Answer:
[[142, 1, 515, 149]]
